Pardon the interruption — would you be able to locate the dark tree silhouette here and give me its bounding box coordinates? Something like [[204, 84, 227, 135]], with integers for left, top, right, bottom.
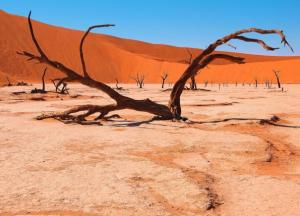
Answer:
[[31, 67, 47, 93], [52, 77, 69, 94], [254, 77, 258, 88], [6, 77, 12, 86], [204, 80, 209, 87], [114, 78, 123, 90], [161, 72, 168, 89], [132, 73, 145, 88], [18, 12, 293, 122], [273, 69, 281, 88]]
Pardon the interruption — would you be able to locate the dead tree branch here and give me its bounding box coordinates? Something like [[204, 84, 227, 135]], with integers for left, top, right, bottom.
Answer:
[[80, 24, 114, 78], [19, 12, 172, 123], [18, 12, 292, 123], [52, 77, 70, 94], [169, 28, 293, 118]]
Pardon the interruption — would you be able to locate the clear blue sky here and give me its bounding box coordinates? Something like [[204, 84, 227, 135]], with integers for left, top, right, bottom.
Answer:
[[1, 0, 299, 56]]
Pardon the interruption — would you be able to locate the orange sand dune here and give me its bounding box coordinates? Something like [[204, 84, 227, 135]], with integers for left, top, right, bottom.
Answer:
[[0, 9, 299, 84], [0, 70, 6, 83]]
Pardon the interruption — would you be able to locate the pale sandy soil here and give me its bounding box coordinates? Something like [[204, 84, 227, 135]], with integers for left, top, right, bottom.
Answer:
[[0, 84, 299, 216]]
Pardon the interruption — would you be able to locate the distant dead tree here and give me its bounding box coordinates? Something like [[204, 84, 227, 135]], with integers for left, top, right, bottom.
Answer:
[[31, 67, 47, 94], [114, 78, 123, 90], [273, 69, 281, 88], [235, 81, 238, 87], [3, 77, 30, 87], [6, 77, 12, 86], [18, 12, 293, 122], [264, 80, 270, 88], [180, 49, 198, 90], [132, 73, 145, 88], [190, 76, 197, 90], [254, 78, 258, 88], [16, 81, 30, 86], [161, 72, 168, 88], [204, 80, 208, 87], [51, 77, 69, 94]]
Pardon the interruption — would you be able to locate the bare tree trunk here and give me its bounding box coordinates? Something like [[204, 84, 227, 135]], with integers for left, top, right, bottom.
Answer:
[[31, 67, 47, 93], [18, 12, 293, 122], [273, 70, 281, 88], [161, 72, 168, 89], [115, 78, 123, 90], [132, 74, 145, 88], [204, 80, 208, 87], [6, 77, 12, 86], [190, 76, 197, 90], [42, 67, 46, 91]]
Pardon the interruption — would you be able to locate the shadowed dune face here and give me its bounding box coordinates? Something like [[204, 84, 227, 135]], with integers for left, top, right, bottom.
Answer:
[[0, 9, 300, 85]]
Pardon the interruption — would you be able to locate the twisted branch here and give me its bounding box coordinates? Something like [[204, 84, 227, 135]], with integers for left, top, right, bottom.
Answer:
[[80, 24, 114, 78], [169, 28, 293, 118]]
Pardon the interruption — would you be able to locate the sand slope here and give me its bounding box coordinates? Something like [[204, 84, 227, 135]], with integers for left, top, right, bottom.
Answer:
[[0, 9, 300, 84]]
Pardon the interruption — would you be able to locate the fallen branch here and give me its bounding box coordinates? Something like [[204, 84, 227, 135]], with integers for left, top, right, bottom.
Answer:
[[18, 12, 293, 123]]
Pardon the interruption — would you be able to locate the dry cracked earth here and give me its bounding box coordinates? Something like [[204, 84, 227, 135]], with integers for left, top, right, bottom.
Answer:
[[0, 84, 299, 216]]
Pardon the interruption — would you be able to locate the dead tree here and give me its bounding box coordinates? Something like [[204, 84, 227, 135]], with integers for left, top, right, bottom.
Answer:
[[115, 78, 123, 90], [16, 81, 30, 86], [31, 67, 47, 93], [52, 77, 69, 94], [6, 77, 12, 86], [18, 12, 293, 122], [132, 73, 145, 88], [190, 76, 197, 90], [265, 80, 269, 88], [254, 78, 258, 88], [180, 49, 198, 90], [161, 72, 168, 88], [187, 50, 197, 90], [273, 69, 281, 88], [204, 80, 208, 87]]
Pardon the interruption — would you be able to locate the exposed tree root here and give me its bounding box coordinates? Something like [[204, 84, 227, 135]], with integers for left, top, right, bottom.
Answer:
[[36, 104, 119, 125]]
